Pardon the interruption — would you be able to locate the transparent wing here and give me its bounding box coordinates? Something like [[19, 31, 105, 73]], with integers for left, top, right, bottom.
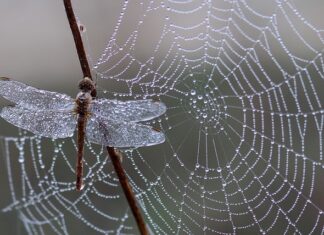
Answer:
[[91, 99, 166, 122], [86, 115, 165, 147], [0, 77, 74, 110], [0, 106, 77, 138]]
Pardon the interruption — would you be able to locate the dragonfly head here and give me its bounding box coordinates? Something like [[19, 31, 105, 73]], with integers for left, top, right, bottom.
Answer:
[[79, 77, 95, 93]]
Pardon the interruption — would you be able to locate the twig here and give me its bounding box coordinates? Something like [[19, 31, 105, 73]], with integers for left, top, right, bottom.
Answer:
[[62, 0, 149, 234], [107, 147, 149, 234], [63, 0, 91, 78]]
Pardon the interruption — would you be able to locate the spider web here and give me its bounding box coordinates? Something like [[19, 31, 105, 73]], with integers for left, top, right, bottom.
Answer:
[[1, 0, 324, 234]]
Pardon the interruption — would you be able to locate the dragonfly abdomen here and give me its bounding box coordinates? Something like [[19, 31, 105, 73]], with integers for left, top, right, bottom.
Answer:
[[75, 91, 92, 190]]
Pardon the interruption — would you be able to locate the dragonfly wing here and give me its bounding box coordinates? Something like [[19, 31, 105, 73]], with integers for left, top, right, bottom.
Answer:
[[86, 116, 165, 147], [91, 99, 166, 122], [0, 106, 77, 138], [0, 77, 74, 110]]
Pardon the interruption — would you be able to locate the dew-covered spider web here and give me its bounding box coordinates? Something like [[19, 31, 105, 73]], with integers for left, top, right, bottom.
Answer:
[[1, 0, 324, 234]]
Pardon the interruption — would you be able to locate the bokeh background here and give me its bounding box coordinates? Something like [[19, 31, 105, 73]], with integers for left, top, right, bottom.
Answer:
[[0, 0, 324, 234]]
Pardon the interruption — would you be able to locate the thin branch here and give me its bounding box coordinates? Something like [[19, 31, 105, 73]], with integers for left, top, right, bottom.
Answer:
[[63, 0, 91, 78], [62, 0, 149, 234], [107, 147, 149, 234]]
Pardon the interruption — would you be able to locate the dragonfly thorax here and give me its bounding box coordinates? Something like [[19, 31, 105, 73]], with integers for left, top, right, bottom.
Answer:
[[75, 92, 92, 116]]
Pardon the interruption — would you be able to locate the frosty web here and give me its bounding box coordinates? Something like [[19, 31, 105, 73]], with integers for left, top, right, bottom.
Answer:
[[1, 0, 324, 234]]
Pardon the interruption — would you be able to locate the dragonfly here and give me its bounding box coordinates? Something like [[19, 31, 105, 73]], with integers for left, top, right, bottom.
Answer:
[[0, 77, 166, 190]]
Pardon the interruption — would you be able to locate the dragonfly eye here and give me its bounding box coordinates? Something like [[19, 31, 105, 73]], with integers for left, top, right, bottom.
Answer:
[[79, 77, 95, 92]]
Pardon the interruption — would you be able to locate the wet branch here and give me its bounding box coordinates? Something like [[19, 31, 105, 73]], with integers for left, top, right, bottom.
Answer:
[[62, 0, 149, 234]]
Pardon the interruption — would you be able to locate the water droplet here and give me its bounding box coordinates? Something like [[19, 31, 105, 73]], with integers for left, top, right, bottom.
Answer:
[[18, 155, 24, 163], [190, 90, 196, 95]]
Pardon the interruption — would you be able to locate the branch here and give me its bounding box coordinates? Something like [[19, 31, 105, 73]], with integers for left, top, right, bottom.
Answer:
[[107, 147, 149, 234], [63, 0, 91, 78], [62, 0, 149, 234]]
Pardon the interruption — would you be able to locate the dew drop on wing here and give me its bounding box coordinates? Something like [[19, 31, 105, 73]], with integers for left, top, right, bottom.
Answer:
[[86, 116, 165, 148], [0, 78, 74, 110], [0, 106, 77, 138], [91, 99, 166, 122]]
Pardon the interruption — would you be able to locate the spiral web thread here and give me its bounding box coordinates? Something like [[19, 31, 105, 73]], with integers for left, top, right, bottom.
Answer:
[[1, 0, 324, 234]]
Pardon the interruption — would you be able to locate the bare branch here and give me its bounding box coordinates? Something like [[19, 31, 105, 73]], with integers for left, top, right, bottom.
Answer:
[[107, 147, 149, 235], [63, 0, 91, 79]]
